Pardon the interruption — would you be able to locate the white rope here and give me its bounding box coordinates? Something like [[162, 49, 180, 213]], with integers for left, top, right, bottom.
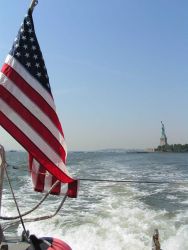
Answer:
[[0, 180, 60, 221]]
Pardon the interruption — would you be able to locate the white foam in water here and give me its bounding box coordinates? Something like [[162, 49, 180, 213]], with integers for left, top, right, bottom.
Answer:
[[3, 151, 188, 249], [166, 195, 178, 200], [16, 184, 185, 250], [163, 225, 188, 250]]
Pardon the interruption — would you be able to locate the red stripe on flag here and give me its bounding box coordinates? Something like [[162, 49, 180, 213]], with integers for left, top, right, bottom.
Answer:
[[34, 165, 46, 193], [0, 9, 78, 198], [0, 111, 73, 183], [29, 155, 62, 195], [1, 64, 64, 137], [0, 86, 66, 161]]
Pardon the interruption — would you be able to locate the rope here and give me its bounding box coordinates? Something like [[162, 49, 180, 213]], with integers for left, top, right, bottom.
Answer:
[[0, 180, 60, 220], [23, 193, 68, 222], [7, 165, 188, 185], [8, 165, 188, 185], [2, 193, 68, 231], [80, 178, 188, 185], [4, 164, 29, 241]]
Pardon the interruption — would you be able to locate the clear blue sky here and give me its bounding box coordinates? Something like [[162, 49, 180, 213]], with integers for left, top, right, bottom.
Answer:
[[0, 0, 187, 151]]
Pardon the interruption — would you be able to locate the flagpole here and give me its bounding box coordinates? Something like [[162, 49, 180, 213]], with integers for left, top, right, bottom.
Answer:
[[29, 0, 38, 13]]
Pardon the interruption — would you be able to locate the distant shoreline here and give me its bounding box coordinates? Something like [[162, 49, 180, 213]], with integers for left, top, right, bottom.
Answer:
[[155, 144, 188, 153]]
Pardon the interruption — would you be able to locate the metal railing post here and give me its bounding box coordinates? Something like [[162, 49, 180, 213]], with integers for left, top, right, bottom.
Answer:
[[152, 229, 161, 250], [0, 146, 6, 244]]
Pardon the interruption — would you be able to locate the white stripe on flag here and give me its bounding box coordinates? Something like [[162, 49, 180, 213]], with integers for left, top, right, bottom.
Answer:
[[44, 172, 53, 193], [32, 158, 53, 192], [31, 159, 39, 187], [0, 72, 67, 152], [0, 99, 69, 173], [31, 158, 69, 194], [5, 54, 55, 111]]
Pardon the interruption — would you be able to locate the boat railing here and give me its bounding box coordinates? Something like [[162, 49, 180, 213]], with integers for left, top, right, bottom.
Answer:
[[0, 145, 6, 244], [152, 229, 161, 250]]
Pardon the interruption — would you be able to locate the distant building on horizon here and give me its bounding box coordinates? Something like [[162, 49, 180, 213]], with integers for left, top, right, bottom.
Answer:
[[160, 121, 168, 146]]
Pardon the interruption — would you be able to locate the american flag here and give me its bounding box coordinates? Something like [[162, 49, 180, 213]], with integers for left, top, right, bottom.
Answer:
[[0, 10, 78, 197]]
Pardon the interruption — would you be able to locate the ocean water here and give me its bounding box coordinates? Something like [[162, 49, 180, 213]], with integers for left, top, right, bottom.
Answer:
[[1, 150, 188, 250]]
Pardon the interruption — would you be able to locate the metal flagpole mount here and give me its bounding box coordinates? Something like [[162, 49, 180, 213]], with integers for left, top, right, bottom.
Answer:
[[29, 0, 38, 13]]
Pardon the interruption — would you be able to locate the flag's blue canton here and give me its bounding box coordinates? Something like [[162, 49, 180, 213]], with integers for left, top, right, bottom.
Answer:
[[9, 11, 52, 95]]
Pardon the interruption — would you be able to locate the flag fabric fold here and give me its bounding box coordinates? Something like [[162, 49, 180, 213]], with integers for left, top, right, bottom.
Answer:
[[0, 10, 78, 197]]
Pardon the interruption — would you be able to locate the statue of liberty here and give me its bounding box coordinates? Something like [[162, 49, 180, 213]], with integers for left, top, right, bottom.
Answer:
[[160, 121, 167, 146], [161, 121, 166, 137]]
